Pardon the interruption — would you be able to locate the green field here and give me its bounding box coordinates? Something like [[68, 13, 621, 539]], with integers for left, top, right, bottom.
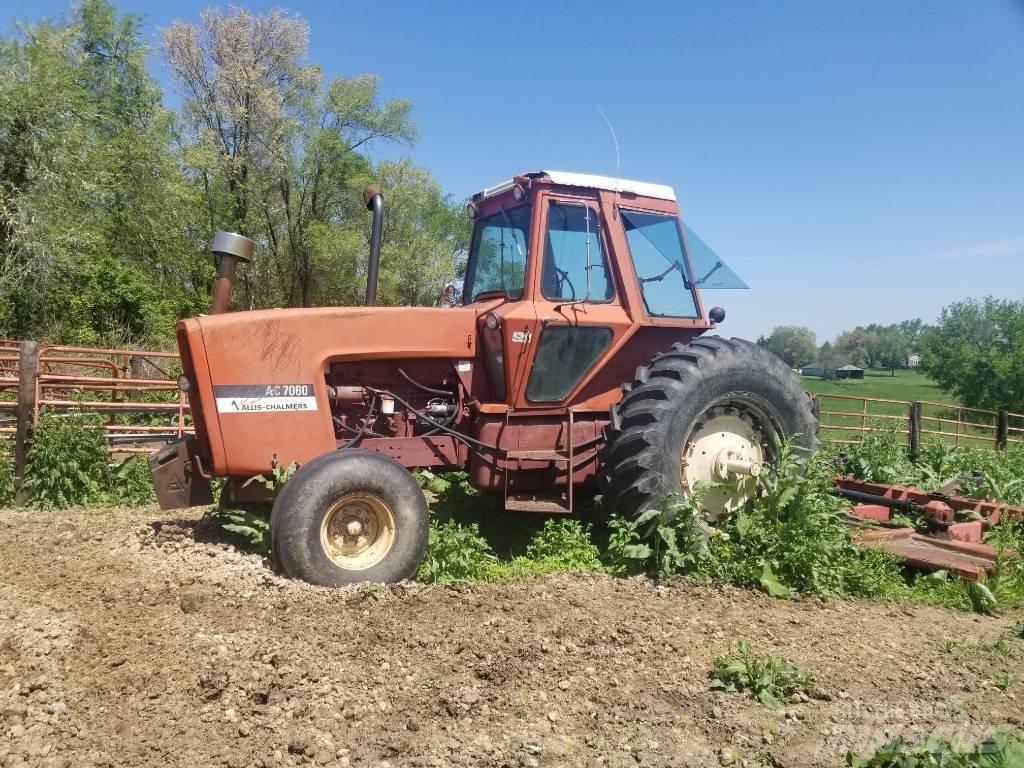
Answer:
[[800, 369, 957, 406]]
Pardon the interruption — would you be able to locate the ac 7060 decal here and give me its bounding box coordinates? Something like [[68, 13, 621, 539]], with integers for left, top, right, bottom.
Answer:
[[214, 384, 318, 413]]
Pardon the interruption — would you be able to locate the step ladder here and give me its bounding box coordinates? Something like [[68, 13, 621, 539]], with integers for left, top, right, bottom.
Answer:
[[502, 411, 574, 514]]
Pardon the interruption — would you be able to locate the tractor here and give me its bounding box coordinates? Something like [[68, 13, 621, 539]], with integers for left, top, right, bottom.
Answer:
[[149, 170, 818, 586]]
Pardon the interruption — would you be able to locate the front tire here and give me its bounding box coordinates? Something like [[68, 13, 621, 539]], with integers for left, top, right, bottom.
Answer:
[[270, 450, 429, 586], [602, 337, 818, 522]]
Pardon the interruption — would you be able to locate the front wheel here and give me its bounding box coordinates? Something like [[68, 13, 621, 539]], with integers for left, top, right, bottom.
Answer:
[[602, 337, 818, 523], [270, 450, 429, 586]]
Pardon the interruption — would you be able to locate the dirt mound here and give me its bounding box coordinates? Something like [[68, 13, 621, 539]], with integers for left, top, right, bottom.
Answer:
[[0, 506, 1021, 768]]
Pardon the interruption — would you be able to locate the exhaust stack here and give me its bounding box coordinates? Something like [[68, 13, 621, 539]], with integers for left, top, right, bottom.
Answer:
[[209, 231, 255, 314], [363, 187, 384, 307]]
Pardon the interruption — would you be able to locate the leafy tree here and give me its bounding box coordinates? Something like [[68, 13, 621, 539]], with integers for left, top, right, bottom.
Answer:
[[164, 7, 468, 312], [817, 340, 840, 369], [835, 328, 878, 368], [919, 297, 1024, 412], [0, 0, 206, 343], [873, 328, 910, 376], [758, 326, 817, 368]]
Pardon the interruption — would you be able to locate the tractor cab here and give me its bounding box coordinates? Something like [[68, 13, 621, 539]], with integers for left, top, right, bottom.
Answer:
[[460, 171, 747, 411]]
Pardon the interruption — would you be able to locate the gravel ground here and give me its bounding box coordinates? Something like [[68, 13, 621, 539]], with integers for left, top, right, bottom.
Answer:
[[0, 505, 1022, 768]]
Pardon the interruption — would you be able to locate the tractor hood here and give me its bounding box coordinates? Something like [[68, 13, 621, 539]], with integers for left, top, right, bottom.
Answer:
[[177, 305, 480, 476]]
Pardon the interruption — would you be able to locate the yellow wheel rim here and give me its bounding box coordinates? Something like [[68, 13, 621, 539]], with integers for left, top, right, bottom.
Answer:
[[319, 492, 397, 571]]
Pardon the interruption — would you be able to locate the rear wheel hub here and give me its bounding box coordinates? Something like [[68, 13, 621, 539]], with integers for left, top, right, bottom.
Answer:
[[681, 402, 776, 522]]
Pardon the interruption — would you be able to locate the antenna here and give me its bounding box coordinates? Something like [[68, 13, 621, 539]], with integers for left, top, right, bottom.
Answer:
[[596, 105, 621, 217]]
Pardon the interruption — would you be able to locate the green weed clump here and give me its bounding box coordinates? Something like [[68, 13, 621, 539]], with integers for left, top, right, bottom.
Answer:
[[910, 519, 1024, 615], [26, 412, 112, 509], [417, 519, 497, 583], [837, 426, 1024, 505], [605, 493, 709, 580], [212, 507, 271, 555], [710, 639, 813, 709], [524, 518, 603, 572], [0, 444, 14, 506], [111, 456, 156, 505], [846, 730, 1024, 767], [606, 441, 905, 599]]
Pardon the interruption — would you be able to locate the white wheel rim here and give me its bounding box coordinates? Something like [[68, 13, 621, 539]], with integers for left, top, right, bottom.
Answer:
[[681, 403, 774, 522]]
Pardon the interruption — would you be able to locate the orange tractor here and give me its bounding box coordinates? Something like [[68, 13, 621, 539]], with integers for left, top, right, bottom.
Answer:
[[149, 171, 817, 586]]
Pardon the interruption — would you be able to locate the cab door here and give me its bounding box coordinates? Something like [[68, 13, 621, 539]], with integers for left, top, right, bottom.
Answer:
[[513, 191, 632, 408]]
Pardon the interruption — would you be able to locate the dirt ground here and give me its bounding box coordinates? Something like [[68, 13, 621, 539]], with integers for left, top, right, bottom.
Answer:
[[1, 506, 1022, 768]]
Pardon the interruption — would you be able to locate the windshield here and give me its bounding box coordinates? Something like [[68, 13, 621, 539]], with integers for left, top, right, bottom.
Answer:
[[463, 204, 532, 302], [621, 209, 746, 317]]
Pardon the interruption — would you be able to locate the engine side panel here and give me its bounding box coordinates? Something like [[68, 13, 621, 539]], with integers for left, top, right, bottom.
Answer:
[[183, 306, 479, 475]]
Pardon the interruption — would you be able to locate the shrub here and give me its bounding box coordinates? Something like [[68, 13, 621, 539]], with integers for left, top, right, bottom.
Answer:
[[710, 639, 813, 709], [417, 519, 497, 583], [523, 518, 603, 572], [25, 412, 111, 509]]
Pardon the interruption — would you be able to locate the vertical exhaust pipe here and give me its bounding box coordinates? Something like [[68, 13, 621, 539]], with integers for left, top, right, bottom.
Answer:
[[209, 231, 255, 314], [363, 187, 384, 307]]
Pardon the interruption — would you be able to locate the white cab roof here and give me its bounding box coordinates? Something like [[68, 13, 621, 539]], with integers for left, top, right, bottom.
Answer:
[[476, 171, 676, 202]]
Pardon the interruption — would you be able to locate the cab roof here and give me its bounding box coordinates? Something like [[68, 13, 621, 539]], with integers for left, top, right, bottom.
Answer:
[[475, 171, 676, 203]]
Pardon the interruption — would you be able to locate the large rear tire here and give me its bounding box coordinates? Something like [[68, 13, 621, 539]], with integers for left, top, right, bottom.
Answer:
[[602, 337, 818, 522], [270, 450, 429, 586]]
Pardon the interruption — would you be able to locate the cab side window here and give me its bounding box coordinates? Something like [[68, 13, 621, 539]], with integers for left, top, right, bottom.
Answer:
[[540, 203, 614, 302]]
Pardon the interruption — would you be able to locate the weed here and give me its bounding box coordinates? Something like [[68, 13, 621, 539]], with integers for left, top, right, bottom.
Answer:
[[846, 731, 1024, 767], [0, 444, 13, 506], [704, 443, 906, 599], [111, 456, 156, 505], [244, 461, 298, 494], [991, 672, 1015, 691], [1013, 621, 1024, 639], [709, 638, 813, 709], [212, 507, 271, 555], [604, 492, 709, 580], [416, 519, 497, 583], [25, 412, 111, 509], [524, 518, 604, 572]]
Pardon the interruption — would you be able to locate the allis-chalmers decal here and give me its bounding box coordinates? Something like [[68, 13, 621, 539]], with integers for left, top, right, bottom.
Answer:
[[214, 384, 318, 413]]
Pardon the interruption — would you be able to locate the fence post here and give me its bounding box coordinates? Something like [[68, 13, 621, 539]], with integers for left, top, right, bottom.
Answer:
[[129, 355, 143, 400], [909, 401, 921, 458], [996, 411, 1009, 451], [14, 341, 39, 506]]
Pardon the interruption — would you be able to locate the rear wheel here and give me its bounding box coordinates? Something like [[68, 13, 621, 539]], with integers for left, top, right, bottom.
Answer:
[[602, 337, 818, 523], [270, 450, 429, 586]]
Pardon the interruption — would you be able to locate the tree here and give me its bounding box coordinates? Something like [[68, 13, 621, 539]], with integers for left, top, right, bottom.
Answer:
[[835, 328, 878, 368], [164, 7, 468, 312], [919, 297, 1024, 412], [818, 340, 840, 370], [873, 328, 910, 376], [758, 326, 817, 368], [0, 0, 205, 343]]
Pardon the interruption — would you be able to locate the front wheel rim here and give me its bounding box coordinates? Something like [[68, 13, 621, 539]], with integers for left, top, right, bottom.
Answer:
[[680, 397, 782, 522], [319, 492, 397, 571]]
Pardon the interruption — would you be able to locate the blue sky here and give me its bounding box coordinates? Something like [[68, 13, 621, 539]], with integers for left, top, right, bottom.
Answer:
[[4, 0, 1023, 342]]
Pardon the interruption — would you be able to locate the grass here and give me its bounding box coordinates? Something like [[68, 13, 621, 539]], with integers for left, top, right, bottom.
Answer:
[[801, 369, 955, 405]]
